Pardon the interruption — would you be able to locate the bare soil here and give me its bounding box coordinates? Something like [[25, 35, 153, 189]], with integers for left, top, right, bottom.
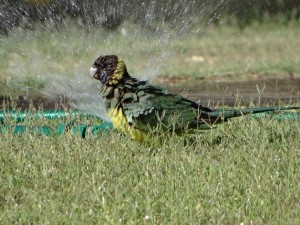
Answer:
[[1, 77, 299, 110]]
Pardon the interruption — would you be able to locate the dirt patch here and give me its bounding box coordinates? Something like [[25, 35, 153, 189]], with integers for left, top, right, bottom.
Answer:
[[1, 77, 299, 110], [155, 76, 300, 107], [0, 95, 68, 110]]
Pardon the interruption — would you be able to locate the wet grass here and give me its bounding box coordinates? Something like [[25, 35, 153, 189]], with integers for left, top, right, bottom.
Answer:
[[1, 22, 300, 224], [1, 22, 300, 96], [1, 110, 300, 224], [168, 22, 300, 78]]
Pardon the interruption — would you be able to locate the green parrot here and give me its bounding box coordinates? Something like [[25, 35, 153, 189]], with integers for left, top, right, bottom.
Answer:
[[90, 55, 300, 142]]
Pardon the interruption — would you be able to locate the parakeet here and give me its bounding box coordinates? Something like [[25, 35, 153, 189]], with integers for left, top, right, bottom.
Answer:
[[90, 55, 300, 142]]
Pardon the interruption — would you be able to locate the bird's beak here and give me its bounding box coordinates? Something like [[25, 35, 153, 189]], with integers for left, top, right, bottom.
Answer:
[[90, 66, 97, 78]]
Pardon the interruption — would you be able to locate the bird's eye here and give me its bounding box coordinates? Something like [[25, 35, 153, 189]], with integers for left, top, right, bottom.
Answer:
[[95, 62, 106, 68], [100, 71, 108, 84]]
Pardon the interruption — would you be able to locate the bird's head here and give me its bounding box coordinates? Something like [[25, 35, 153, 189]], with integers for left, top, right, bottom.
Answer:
[[90, 55, 127, 85]]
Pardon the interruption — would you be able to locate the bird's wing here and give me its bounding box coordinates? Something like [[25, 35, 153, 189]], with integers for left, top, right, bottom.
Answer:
[[122, 82, 219, 132]]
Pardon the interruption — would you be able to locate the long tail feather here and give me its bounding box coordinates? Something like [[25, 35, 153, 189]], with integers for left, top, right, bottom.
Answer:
[[207, 106, 300, 121]]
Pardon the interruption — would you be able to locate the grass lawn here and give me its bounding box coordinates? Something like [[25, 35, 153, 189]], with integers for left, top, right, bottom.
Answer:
[[0, 22, 300, 224], [0, 113, 300, 224]]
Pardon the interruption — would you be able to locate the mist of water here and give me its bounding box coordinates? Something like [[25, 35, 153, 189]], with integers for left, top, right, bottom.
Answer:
[[1, 0, 230, 120]]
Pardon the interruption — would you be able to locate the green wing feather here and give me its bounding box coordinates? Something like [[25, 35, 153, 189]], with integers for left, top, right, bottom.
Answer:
[[120, 79, 300, 133], [102, 76, 300, 134], [121, 80, 219, 132]]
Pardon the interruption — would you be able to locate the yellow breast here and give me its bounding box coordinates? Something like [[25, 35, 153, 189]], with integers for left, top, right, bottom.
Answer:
[[107, 108, 148, 142]]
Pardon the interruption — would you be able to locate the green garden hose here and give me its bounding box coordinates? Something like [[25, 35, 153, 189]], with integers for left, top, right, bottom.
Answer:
[[0, 122, 113, 138], [0, 109, 83, 123], [0, 109, 299, 138]]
